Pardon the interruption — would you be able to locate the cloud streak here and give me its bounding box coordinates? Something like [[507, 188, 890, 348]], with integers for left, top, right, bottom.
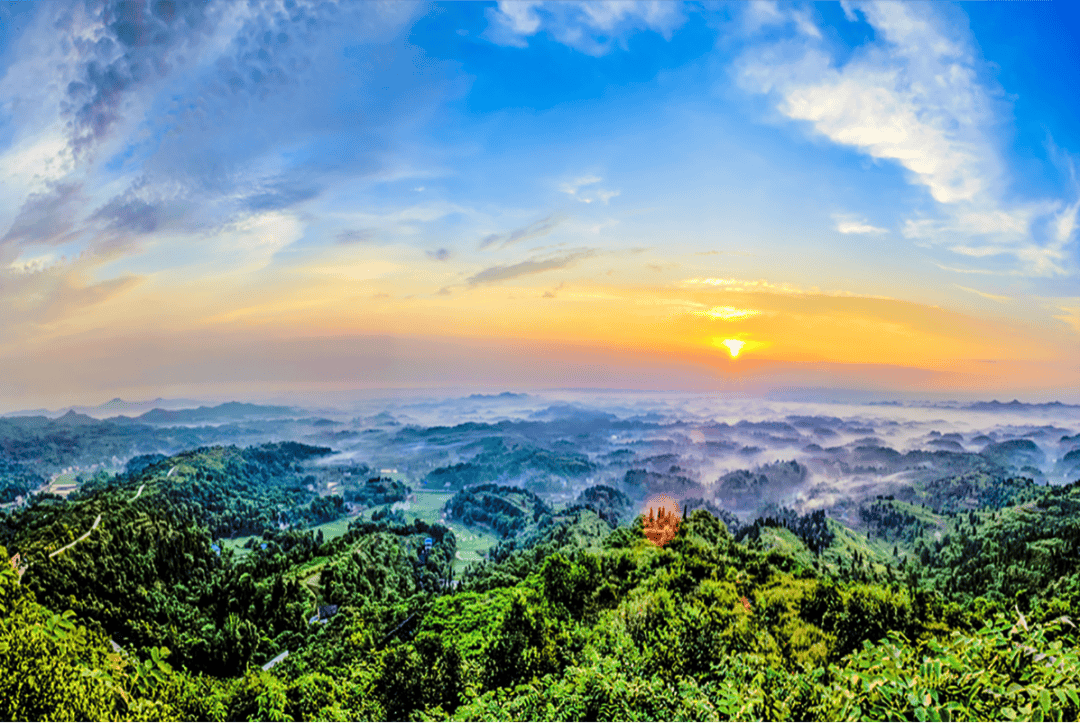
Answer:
[[467, 249, 595, 285], [478, 215, 564, 250], [0, 183, 81, 260]]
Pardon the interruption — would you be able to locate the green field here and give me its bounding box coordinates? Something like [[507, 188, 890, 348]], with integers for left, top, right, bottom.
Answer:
[[220, 534, 258, 559], [221, 492, 497, 577], [408, 491, 498, 574], [47, 471, 79, 496], [407, 491, 452, 523], [308, 517, 353, 543]]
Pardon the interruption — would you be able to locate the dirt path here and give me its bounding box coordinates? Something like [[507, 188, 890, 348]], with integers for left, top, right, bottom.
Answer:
[[49, 513, 102, 558], [167, 466, 177, 477], [130, 484, 145, 501]]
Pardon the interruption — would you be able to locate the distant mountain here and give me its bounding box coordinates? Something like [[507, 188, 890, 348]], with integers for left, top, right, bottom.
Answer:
[[1, 408, 52, 418], [2, 397, 204, 419], [53, 410, 100, 426], [965, 399, 1080, 412], [134, 401, 300, 424], [980, 438, 1046, 469]]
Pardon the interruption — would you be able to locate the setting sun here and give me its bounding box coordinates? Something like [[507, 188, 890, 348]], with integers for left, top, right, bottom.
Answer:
[[721, 339, 746, 358]]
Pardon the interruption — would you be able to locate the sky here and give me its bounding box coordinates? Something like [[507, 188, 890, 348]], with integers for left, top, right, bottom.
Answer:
[[0, 0, 1077, 409]]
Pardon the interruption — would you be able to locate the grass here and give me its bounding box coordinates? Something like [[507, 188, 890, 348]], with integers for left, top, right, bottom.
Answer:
[[48, 471, 79, 496], [408, 491, 452, 524], [225, 491, 498, 581], [759, 527, 816, 570], [308, 517, 353, 543], [451, 526, 499, 572], [406, 491, 499, 575], [220, 534, 258, 559]]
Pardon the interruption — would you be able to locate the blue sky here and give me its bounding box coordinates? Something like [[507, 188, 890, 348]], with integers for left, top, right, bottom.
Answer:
[[0, 0, 1076, 407]]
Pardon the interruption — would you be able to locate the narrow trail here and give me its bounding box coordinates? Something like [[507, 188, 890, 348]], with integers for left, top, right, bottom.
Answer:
[[130, 484, 145, 502], [167, 466, 177, 477], [49, 513, 102, 558], [261, 650, 289, 671]]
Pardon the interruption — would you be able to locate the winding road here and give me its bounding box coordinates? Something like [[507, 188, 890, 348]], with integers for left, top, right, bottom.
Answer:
[[43, 476, 151, 562], [48, 514, 102, 558]]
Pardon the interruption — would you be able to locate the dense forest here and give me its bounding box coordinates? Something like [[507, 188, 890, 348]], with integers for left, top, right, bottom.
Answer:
[[3, 436, 1080, 721]]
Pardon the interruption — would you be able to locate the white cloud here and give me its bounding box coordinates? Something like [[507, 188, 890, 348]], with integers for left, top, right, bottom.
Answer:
[[483, 1, 542, 47], [736, 1, 1078, 278], [483, 1, 686, 55], [559, 174, 619, 205], [741, 1, 785, 33], [560, 175, 603, 196], [833, 214, 887, 235], [948, 245, 1009, 258], [791, 10, 822, 39], [1052, 303, 1080, 334], [1054, 198, 1079, 245]]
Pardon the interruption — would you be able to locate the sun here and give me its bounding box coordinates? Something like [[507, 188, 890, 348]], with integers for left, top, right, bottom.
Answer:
[[721, 339, 746, 358]]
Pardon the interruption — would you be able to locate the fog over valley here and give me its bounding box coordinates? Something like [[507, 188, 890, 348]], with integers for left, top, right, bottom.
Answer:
[[6, 391, 1078, 531]]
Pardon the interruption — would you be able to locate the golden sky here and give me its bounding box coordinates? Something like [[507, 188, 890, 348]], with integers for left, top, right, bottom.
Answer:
[[0, 1, 1077, 409]]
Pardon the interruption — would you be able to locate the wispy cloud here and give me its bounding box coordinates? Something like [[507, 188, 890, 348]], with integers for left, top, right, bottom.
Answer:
[[682, 277, 893, 300], [483, 1, 686, 56], [736, 1, 1077, 278], [0, 182, 81, 262], [1051, 303, 1080, 334], [467, 249, 595, 285], [0, 0, 431, 329], [689, 306, 764, 321], [0, 255, 143, 335], [559, 175, 619, 205], [954, 284, 1012, 303], [478, 215, 564, 250], [560, 175, 602, 196], [833, 214, 887, 235]]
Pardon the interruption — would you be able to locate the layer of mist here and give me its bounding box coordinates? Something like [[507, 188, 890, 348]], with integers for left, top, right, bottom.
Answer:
[[5, 390, 1079, 525]]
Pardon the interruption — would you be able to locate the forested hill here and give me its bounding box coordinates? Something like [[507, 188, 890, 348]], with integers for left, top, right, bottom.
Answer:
[[5, 445, 1080, 719]]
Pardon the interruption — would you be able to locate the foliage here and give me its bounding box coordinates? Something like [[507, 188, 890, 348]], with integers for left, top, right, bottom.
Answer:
[[445, 484, 550, 538], [424, 440, 594, 491], [343, 476, 409, 507], [0, 456, 46, 503], [6, 434, 1080, 722]]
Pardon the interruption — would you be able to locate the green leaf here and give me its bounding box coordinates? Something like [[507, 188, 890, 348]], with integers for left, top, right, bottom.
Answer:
[[1040, 689, 1051, 716]]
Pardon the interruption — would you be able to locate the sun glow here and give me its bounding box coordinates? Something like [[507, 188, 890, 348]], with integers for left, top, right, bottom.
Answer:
[[642, 494, 681, 547], [721, 339, 746, 358]]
